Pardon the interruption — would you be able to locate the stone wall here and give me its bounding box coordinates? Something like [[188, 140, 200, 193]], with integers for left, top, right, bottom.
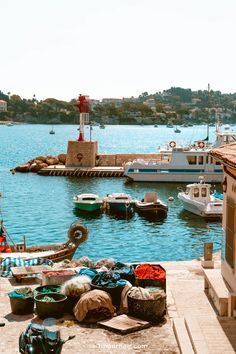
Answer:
[[96, 153, 163, 166], [66, 141, 98, 167]]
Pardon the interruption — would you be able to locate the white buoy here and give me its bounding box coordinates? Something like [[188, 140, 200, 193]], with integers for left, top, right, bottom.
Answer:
[[168, 196, 174, 201]]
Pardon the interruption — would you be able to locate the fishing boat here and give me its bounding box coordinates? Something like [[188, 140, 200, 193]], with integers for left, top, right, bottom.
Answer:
[[174, 127, 181, 133], [124, 125, 236, 183], [99, 124, 105, 129], [134, 192, 168, 218], [0, 222, 88, 262], [177, 177, 223, 218], [73, 194, 104, 212], [104, 193, 133, 213]]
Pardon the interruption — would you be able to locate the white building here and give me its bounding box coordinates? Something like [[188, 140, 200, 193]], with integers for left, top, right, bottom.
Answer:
[[0, 100, 7, 112], [102, 98, 122, 107]]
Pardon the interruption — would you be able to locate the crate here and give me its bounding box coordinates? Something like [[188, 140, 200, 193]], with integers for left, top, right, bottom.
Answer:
[[42, 269, 76, 286]]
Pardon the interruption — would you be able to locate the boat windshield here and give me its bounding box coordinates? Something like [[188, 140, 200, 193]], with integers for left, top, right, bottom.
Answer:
[[193, 188, 200, 197], [82, 197, 97, 201], [115, 197, 129, 200], [185, 187, 191, 195]]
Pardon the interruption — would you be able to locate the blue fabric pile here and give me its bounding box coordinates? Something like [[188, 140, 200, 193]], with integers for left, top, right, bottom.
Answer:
[[0, 257, 53, 277], [91, 271, 127, 288]]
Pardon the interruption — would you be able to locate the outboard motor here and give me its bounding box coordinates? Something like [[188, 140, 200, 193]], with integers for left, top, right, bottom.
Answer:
[[19, 323, 75, 354]]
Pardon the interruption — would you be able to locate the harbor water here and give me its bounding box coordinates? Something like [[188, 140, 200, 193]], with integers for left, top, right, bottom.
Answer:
[[0, 124, 227, 262]]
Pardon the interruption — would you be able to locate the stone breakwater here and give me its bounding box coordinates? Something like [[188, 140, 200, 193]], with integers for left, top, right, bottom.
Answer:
[[14, 154, 67, 173]]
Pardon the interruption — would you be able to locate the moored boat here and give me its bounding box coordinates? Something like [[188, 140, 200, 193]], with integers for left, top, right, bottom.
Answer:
[[124, 125, 236, 183], [104, 193, 133, 213], [0, 222, 88, 262], [177, 178, 223, 218], [73, 194, 104, 212], [134, 192, 168, 219]]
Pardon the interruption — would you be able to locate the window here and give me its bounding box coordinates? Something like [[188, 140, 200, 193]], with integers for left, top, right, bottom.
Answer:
[[225, 197, 235, 268], [201, 188, 207, 197], [198, 156, 204, 165], [187, 156, 197, 165], [193, 188, 199, 197]]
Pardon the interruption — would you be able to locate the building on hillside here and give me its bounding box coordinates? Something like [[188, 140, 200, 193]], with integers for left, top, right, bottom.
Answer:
[[90, 99, 100, 109], [101, 98, 122, 107], [0, 100, 7, 112], [209, 144, 236, 293], [122, 97, 138, 103], [143, 98, 156, 112]]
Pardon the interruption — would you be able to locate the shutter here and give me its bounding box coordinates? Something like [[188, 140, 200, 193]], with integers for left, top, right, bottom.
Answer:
[[226, 197, 236, 268]]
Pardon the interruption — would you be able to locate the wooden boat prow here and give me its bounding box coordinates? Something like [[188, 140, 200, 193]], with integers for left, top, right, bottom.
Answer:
[[0, 222, 88, 262]]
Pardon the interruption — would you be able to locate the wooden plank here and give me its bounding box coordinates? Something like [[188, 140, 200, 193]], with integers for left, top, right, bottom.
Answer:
[[98, 314, 150, 334]]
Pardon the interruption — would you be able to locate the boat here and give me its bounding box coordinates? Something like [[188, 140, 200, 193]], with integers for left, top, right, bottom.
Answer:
[[104, 193, 133, 213], [177, 177, 223, 218], [174, 127, 181, 133], [154, 124, 158, 128], [0, 221, 88, 262], [73, 194, 104, 212], [166, 123, 173, 128], [134, 192, 168, 218], [124, 125, 236, 183], [49, 127, 55, 134], [99, 124, 105, 129], [7, 122, 13, 126]]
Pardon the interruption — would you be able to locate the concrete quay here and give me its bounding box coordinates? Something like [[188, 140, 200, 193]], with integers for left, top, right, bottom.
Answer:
[[1, 256, 236, 353], [38, 165, 125, 177]]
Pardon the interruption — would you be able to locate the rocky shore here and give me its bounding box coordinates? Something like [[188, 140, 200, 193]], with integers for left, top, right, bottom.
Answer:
[[14, 153, 66, 173]]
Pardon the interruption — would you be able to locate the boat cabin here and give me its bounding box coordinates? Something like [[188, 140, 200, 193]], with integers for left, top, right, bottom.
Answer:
[[210, 143, 236, 293], [184, 182, 211, 200]]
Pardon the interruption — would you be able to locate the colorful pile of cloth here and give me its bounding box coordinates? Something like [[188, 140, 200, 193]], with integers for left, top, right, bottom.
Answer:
[[91, 271, 127, 288], [8, 287, 33, 299], [134, 264, 166, 281]]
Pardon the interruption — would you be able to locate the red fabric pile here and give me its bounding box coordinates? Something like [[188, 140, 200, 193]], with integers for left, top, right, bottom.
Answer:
[[134, 263, 166, 281]]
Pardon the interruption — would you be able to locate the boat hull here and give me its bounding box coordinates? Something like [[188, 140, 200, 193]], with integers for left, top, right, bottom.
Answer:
[[107, 202, 133, 213], [74, 202, 102, 212], [180, 199, 222, 218], [126, 171, 223, 183], [134, 203, 167, 218]]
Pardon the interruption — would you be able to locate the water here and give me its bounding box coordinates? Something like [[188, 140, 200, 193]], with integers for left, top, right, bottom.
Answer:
[[0, 124, 227, 262]]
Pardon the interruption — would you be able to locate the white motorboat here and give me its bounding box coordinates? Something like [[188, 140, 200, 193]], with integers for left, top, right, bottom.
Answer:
[[104, 193, 133, 213], [134, 192, 168, 218], [73, 194, 104, 212], [177, 178, 223, 218], [124, 125, 236, 183]]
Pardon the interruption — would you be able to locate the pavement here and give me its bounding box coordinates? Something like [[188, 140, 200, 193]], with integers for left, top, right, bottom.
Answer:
[[0, 255, 235, 354]]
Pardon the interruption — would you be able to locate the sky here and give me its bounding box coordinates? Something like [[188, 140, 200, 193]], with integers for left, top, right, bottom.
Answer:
[[1, 0, 236, 101]]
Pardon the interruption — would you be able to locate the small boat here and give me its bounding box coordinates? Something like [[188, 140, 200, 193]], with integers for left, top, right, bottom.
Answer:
[[105, 193, 133, 213], [178, 177, 223, 218], [99, 124, 105, 129], [167, 123, 173, 128], [49, 129, 55, 134], [174, 126, 181, 133], [0, 222, 88, 262], [7, 122, 14, 126], [134, 192, 168, 218], [154, 124, 158, 128], [73, 194, 104, 212]]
